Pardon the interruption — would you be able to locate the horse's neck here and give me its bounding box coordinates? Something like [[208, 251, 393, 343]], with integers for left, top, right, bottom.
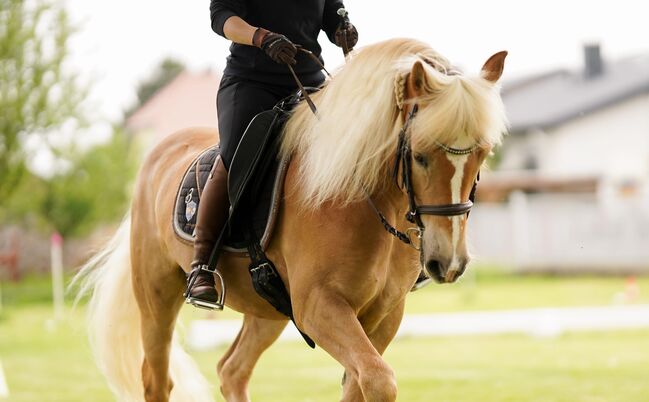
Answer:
[[280, 155, 420, 300], [369, 179, 420, 261]]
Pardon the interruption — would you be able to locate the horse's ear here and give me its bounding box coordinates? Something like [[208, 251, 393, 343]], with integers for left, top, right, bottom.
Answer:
[[481, 51, 508, 83], [407, 60, 429, 96]]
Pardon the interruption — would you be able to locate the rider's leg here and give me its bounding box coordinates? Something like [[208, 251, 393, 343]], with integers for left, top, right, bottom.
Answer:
[[185, 75, 298, 309], [185, 154, 229, 308], [216, 76, 298, 169]]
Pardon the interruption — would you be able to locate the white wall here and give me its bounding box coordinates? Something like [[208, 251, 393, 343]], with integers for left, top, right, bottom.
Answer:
[[468, 188, 649, 272], [500, 94, 649, 180]]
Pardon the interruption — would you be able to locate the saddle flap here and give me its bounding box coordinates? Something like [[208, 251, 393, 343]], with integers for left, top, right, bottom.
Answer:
[[228, 110, 279, 207]]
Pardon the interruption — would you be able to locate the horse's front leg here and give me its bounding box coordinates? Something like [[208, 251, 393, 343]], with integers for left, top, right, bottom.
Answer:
[[340, 301, 406, 402], [294, 287, 398, 402], [217, 314, 288, 402]]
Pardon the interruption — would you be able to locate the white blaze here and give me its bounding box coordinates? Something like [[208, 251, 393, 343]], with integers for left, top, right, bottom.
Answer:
[[447, 153, 469, 272]]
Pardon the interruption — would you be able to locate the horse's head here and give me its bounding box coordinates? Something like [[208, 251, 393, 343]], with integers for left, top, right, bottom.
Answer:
[[399, 51, 508, 283], [280, 40, 507, 285]]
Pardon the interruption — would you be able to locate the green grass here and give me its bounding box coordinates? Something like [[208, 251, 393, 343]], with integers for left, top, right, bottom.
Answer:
[[1, 270, 649, 401], [405, 268, 649, 313]]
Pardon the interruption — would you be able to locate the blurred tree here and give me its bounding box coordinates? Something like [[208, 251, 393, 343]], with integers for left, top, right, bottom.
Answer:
[[0, 0, 85, 204], [38, 129, 137, 237], [0, 128, 137, 237], [124, 58, 184, 119]]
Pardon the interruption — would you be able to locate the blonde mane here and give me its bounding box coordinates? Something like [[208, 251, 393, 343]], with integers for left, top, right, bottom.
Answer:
[[280, 38, 508, 207]]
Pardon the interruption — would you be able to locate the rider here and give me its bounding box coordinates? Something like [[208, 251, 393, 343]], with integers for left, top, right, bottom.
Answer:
[[185, 0, 358, 309]]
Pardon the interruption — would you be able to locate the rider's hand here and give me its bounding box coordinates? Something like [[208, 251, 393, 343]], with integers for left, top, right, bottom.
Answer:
[[334, 23, 358, 50], [253, 28, 297, 65]]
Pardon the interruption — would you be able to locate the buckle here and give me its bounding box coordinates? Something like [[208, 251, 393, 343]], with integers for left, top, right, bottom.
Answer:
[[405, 227, 423, 251], [250, 262, 276, 277], [199, 264, 217, 274]]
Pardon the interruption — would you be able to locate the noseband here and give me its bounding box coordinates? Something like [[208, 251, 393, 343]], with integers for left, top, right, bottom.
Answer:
[[368, 104, 480, 250]]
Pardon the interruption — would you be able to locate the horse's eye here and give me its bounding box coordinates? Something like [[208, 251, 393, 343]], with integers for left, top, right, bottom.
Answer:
[[413, 153, 428, 167]]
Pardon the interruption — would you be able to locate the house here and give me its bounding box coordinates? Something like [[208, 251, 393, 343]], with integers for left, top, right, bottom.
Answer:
[[470, 45, 649, 272], [498, 44, 649, 182], [126, 69, 221, 149]]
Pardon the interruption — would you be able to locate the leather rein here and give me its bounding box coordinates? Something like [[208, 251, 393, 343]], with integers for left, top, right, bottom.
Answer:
[[366, 104, 480, 250]]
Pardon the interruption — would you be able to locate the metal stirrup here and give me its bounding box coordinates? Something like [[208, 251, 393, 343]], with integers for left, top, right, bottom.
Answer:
[[184, 265, 226, 310]]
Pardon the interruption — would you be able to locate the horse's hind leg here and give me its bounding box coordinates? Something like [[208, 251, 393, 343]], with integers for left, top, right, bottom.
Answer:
[[217, 315, 288, 402], [132, 244, 186, 402]]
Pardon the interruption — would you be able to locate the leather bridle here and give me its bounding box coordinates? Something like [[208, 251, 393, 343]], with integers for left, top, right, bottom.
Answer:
[[367, 104, 480, 250], [283, 46, 480, 251]]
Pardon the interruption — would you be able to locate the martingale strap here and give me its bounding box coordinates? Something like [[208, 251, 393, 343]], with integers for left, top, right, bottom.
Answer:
[[366, 197, 412, 245]]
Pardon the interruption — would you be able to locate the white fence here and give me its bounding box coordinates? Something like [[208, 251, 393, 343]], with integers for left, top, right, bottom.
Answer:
[[187, 305, 649, 350], [468, 190, 649, 272]]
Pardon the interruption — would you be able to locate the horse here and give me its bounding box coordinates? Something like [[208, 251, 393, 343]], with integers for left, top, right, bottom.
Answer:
[[75, 38, 508, 402]]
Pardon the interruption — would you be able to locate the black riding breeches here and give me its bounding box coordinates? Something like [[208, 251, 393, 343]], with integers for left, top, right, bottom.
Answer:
[[217, 75, 315, 169]]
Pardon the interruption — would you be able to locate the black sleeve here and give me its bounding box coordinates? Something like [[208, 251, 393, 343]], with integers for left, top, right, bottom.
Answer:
[[210, 0, 247, 37], [322, 0, 345, 43]]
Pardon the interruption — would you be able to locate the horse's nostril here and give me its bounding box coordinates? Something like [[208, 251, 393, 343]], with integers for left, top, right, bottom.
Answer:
[[425, 260, 443, 283]]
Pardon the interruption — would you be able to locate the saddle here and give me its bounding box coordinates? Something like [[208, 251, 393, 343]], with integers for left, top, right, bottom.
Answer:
[[173, 94, 303, 251], [172, 145, 289, 253], [172, 90, 317, 348]]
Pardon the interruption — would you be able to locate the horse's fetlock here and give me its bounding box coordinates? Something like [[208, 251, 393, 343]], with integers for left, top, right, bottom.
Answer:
[[358, 357, 397, 402], [218, 361, 249, 397]]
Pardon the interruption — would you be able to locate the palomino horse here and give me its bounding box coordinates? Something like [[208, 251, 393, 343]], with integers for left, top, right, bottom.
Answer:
[[76, 38, 507, 402]]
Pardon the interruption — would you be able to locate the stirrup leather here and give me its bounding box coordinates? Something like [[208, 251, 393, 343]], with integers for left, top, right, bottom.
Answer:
[[184, 265, 226, 311]]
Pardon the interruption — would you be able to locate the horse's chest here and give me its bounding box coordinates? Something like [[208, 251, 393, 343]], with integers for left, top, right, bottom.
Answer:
[[357, 281, 409, 329]]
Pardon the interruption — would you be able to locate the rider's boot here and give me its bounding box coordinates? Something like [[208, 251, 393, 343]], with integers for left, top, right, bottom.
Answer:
[[184, 155, 230, 310]]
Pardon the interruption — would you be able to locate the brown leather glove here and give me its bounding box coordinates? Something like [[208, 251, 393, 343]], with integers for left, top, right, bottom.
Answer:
[[253, 28, 297, 65], [334, 23, 358, 49]]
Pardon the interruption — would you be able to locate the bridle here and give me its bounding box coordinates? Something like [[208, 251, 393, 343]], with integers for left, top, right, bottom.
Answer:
[[283, 44, 480, 251], [367, 104, 480, 251]]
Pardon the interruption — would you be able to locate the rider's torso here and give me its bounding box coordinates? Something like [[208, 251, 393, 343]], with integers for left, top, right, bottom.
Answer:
[[222, 0, 336, 86]]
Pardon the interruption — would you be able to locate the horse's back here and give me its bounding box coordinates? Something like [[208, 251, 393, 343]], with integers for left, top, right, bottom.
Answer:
[[143, 127, 218, 169]]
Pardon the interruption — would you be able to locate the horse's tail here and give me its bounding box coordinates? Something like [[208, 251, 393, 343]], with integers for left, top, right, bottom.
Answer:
[[72, 213, 213, 402]]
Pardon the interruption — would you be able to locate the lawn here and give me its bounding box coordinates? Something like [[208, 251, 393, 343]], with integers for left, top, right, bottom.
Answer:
[[1, 270, 648, 402]]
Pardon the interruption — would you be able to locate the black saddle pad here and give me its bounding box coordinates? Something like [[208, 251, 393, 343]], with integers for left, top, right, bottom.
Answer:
[[173, 146, 219, 239], [172, 146, 284, 252]]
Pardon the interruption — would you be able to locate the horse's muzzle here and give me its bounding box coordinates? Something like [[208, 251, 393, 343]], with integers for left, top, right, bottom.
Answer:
[[425, 259, 466, 284]]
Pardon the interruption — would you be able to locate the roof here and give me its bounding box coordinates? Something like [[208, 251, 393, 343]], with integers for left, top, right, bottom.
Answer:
[[126, 70, 221, 138], [502, 53, 649, 134]]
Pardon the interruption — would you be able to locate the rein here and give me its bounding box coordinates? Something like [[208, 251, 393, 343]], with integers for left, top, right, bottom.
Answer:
[[286, 47, 331, 115]]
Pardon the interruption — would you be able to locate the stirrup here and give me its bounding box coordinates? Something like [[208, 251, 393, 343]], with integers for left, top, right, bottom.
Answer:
[[184, 265, 226, 311]]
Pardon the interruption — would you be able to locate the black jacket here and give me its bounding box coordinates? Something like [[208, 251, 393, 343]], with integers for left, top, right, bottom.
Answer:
[[210, 0, 345, 86]]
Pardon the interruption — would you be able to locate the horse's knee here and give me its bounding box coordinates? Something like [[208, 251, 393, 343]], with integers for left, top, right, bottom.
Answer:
[[357, 356, 397, 402]]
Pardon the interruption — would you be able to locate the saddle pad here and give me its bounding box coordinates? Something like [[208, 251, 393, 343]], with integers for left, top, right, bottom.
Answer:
[[172, 146, 290, 253]]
